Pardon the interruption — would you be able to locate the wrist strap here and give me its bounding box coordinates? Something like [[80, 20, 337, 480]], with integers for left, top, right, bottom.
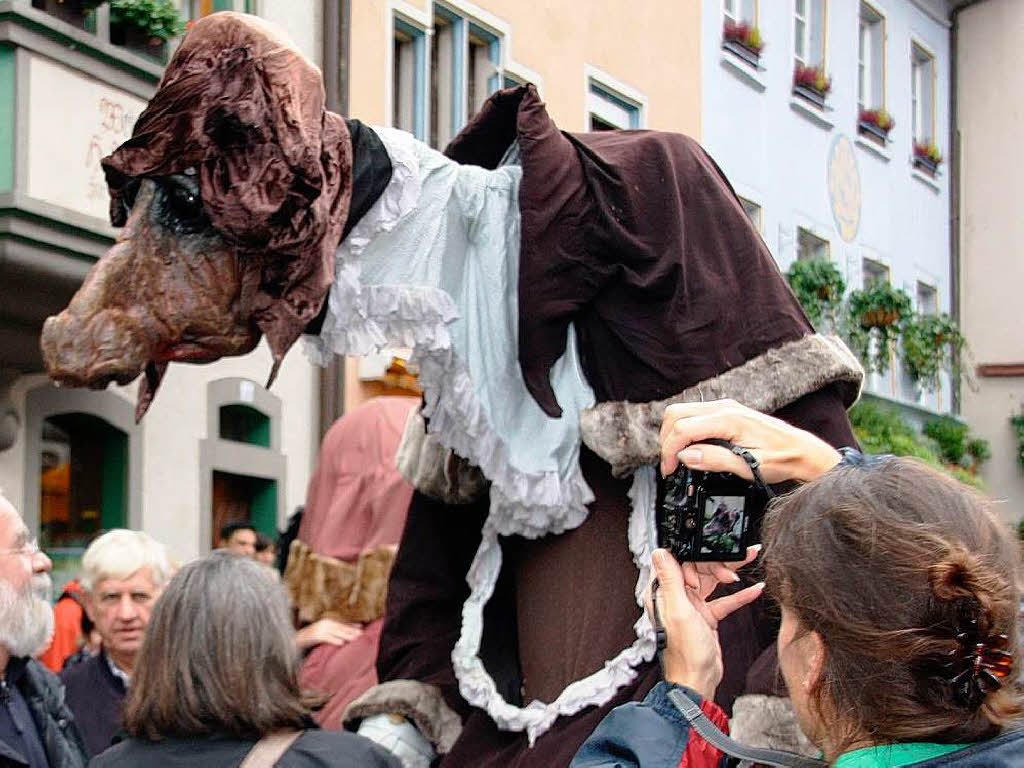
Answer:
[[702, 438, 775, 499], [667, 688, 826, 768]]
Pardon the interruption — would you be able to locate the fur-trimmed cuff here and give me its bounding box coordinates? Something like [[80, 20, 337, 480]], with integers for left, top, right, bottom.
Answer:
[[396, 407, 489, 504], [580, 334, 863, 477], [343, 680, 463, 755], [729, 694, 818, 757]]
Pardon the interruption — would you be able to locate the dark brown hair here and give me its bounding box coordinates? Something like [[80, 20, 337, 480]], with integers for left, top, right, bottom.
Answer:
[[123, 552, 317, 740], [763, 457, 1023, 751]]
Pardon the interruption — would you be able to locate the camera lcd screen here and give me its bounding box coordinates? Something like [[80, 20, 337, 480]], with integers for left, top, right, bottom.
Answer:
[[700, 495, 745, 557]]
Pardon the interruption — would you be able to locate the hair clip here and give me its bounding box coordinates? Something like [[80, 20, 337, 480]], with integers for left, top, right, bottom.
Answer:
[[939, 618, 1014, 708]]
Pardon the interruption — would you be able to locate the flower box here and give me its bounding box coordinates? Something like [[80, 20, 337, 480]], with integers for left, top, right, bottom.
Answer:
[[857, 109, 894, 145], [912, 141, 943, 176], [792, 65, 831, 109], [722, 21, 763, 67], [110, 19, 166, 60]]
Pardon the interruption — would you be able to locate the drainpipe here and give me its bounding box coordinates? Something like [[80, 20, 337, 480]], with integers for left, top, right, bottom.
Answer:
[[318, 0, 350, 440], [948, 0, 989, 415]]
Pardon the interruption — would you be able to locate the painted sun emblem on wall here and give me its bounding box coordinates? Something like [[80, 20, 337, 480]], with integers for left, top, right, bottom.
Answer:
[[827, 135, 861, 243]]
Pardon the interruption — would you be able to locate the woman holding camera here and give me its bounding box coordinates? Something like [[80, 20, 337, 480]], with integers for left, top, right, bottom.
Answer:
[[572, 400, 1023, 768]]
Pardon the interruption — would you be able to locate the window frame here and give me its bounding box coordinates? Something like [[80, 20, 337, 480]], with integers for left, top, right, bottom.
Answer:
[[739, 197, 763, 233], [794, 0, 828, 69], [391, 14, 429, 140], [797, 226, 831, 262], [584, 65, 647, 132], [910, 39, 936, 144], [862, 256, 891, 287], [916, 280, 938, 316], [857, 2, 886, 112]]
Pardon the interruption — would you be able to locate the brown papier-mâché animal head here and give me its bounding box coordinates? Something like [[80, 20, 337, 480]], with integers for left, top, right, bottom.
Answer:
[[40, 12, 353, 420]]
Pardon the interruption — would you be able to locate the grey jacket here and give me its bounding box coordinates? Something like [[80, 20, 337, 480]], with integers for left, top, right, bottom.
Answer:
[[0, 659, 89, 768]]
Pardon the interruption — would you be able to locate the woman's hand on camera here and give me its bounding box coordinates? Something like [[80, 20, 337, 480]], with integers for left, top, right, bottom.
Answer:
[[659, 399, 841, 484], [646, 547, 764, 700]]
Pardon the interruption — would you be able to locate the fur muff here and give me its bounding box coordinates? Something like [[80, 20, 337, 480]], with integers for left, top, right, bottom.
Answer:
[[395, 407, 488, 504], [284, 539, 396, 624], [344, 679, 463, 754], [729, 694, 819, 760]]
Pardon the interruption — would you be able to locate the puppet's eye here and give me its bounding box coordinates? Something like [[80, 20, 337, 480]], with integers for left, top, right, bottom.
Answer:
[[158, 177, 209, 234]]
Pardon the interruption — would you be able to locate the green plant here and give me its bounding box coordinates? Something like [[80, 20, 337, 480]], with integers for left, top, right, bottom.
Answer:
[[1017, 517, 1024, 542], [845, 284, 912, 373], [966, 437, 991, 464], [786, 258, 846, 329], [848, 402, 984, 489], [109, 0, 185, 42], [923, 418, 969, 466], [1012, 414, 1024, 470], [901, 313, 966, 392]]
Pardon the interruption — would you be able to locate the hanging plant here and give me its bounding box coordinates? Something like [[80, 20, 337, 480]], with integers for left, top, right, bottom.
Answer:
[[1012, 414, 1024, 470], [901, 313, 966, 393], [845, 283, 912, 373], [786, 258, 846, 330], [109, 0, 185, 43]]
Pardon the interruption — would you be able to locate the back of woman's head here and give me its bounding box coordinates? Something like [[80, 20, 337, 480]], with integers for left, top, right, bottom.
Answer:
[[763, 457, 1022, 749], [124, 552, 312, 740]]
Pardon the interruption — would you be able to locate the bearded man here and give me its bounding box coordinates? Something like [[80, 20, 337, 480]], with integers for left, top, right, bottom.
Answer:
[[0, 492, 88, 768]]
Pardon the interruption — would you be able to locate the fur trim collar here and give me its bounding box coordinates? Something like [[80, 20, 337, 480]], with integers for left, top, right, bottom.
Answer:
[[579, 334, 863, 477]]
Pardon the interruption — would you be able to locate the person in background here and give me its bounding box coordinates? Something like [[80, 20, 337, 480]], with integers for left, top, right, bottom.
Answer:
[[60, 530, 172, 757], [0, 490, 88, 768], [218, 522, 257, 558], [38, 579, 88, 673], [254, 532, 276, 568], [572, 400, 1024, 767], [89, 553, 400, 768]]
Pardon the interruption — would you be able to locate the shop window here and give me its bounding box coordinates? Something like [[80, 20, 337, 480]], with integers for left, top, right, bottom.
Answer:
[[797, 227, 830, 262], [858, 3, 885, 112]]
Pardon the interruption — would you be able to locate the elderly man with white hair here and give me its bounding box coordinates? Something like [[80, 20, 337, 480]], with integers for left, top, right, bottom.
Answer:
[[59, 530, 172, 757], [0, 491, 88, 768]]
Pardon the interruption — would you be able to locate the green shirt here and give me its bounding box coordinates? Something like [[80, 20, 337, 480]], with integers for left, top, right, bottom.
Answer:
[[834, 743, 968, 768]]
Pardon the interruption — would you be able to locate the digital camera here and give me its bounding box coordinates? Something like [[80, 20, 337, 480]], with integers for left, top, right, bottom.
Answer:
[[656, 466, 768, 562]]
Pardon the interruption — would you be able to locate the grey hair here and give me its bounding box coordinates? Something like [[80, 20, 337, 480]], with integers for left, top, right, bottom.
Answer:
[[123, 552, 316, 739], [80, 529, 173, 592]]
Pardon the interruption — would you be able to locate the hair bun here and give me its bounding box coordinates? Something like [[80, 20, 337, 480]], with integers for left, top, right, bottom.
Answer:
[[929, 549, 976, 602]]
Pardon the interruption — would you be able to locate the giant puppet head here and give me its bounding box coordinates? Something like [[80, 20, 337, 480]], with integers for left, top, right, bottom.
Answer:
[[40, 13, 352, 419]]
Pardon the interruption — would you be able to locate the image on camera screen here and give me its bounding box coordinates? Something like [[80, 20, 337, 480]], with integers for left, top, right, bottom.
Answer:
[[700, 495, 745, 556]]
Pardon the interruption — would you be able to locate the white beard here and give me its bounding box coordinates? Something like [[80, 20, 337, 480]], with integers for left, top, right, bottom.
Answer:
[[0, 573, 54, 658]]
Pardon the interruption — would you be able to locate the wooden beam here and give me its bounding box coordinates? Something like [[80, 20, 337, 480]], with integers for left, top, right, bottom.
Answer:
[[977, 363, 1024, 378]]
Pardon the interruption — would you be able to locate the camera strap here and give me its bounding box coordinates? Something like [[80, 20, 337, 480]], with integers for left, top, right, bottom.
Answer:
[[702, 439, 775, 499]]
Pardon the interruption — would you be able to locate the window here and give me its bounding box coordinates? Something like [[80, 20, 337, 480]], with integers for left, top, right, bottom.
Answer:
[[467, 26, 500, 122], [916, 282, 938, 315], [862, 257, 890, 286], [392, 18, 427, 139], [724, 0, 757, 25], [858, 3, 885, 111], [794, 0, 827, 68], [740, 197, 762, 232], [430, 5, 503, 149], [797, 227, 830, 261], [911, 43, 935, 144], [587, 79, 643, 131]]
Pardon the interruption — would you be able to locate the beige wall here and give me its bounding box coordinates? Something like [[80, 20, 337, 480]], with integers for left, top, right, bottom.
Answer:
[[343, 0, 702, 411], [957, 0, 1024, 519]]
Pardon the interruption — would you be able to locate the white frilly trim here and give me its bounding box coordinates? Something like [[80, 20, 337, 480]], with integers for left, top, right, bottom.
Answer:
[[302, 126, 593, 534], [453, 467, 658, 744]]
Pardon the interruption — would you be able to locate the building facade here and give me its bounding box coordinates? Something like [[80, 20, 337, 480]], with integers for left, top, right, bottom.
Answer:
[[700, 0, 955, 418], [1, 0, 706, 585], [0, 0, 324, 586], [955, 0, 1024, 516]]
